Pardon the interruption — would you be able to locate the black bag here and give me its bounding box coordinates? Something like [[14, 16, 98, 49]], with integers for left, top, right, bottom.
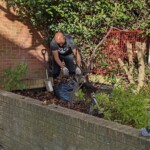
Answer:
[[54, 79, 77, 101]]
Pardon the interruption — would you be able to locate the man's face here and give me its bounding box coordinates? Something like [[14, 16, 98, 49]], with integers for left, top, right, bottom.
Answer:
[[57, 36, 65, 47]]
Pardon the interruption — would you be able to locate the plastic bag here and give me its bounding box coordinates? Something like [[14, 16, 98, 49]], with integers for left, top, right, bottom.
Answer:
[[54, 79, 77, 101]]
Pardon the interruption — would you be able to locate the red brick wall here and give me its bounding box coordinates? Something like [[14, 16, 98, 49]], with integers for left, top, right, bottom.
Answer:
[[0, 1, 49, 82]]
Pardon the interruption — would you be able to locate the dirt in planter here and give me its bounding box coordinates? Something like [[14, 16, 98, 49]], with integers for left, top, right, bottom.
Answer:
[[13, 82, 113, 118]]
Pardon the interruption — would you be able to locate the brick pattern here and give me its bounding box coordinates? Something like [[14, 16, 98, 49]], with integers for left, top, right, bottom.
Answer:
[[0, 1, 50, 88], [0, 90, 150, 150], [22, 77, 53, 89]]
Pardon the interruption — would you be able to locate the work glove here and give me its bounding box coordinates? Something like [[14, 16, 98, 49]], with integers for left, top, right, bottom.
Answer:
[[75, 67, 82, 75], [62, 67, 69, 76]]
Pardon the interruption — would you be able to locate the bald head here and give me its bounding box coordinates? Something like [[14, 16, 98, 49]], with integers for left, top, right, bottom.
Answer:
[[54, 32, 65, 46]]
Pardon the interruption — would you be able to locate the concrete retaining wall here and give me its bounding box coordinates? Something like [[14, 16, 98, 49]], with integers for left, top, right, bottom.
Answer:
[[0, 90, 150, 150]]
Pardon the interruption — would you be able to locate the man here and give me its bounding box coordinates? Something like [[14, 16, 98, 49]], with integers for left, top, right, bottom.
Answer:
[[50, 32, 82, 78]]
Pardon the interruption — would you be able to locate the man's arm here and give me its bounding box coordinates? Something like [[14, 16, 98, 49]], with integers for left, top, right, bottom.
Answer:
[[50, 40, 64, 68], [72, 48, 81, 67], [52, 51, 64, 68]]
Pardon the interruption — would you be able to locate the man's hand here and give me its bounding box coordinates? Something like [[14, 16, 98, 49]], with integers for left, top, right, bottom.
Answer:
[[62, 67, 69, 76], [75, 67, 82, 75]]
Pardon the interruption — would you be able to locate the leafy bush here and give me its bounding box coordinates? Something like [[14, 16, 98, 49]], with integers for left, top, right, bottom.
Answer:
[[95, 85, 150, 128], [3, 63, 28, 91], [6, 0, 150, 41], [6, 0, 150, 76]]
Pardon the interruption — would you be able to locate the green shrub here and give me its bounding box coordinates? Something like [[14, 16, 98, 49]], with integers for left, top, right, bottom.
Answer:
[[3, 63, 28, 91], [95, 85, 150, 128]]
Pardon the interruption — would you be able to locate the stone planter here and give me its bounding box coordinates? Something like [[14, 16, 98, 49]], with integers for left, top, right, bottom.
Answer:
[[0, 90, 149, 150]]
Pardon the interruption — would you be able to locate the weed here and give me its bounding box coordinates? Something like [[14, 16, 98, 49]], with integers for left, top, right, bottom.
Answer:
[[3, 63, 28, 91]]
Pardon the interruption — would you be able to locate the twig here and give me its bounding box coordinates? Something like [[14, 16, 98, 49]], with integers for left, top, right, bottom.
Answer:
[[88, 26, 113, 69]]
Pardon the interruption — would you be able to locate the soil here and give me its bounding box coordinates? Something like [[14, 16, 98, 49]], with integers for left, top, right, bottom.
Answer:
[[14, 78, 113, 118]]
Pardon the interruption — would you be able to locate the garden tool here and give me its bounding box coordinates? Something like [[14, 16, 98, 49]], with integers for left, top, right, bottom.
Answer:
[[41, 49, 53, 92], [88, 93, 104, 116], [67, 52, 86, 107]]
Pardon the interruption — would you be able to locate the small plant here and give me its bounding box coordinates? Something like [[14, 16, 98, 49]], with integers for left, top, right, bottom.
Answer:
[[103, 74, 118, 85], [3, 63, 28, 91], [94, 92, 112, 119], [89, 92, 111, 117], [75, 89, 85, 101], [92, 93, 109, 110]]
